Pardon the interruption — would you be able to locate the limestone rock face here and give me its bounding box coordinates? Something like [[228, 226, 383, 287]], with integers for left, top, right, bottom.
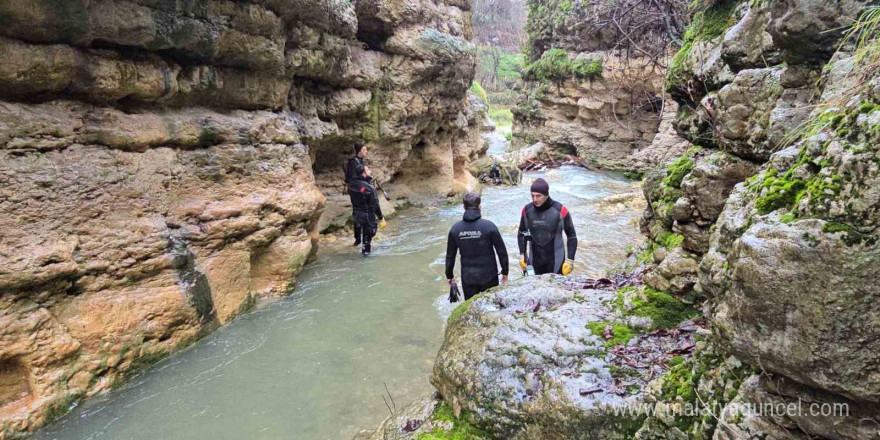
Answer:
[[634, 0, 880, 438], [699, 66, 880, 402], [0, 0, 483, 435], [513, 53, 667, 172], [715, 375, 880, 440]]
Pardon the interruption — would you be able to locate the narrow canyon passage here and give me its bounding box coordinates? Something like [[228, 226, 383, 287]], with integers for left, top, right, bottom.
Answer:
[[31, 167, 643, 440]]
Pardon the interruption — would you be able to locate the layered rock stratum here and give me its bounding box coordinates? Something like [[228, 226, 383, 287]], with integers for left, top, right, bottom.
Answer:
[[511, 0, 689, 172], [0, 0, 484, 435]]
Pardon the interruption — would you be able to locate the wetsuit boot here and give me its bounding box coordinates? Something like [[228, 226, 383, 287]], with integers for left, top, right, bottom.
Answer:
[[361, 222, 376, 256], [353, 223, 362, 246]]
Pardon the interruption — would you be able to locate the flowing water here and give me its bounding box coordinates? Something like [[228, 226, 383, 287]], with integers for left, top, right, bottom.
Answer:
[[32, 165, 644, 440]]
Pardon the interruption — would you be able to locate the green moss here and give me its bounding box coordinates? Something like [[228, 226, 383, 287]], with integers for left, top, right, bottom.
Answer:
[[623, 170, 644, 180], [656, 231, 685, 249], [619, 288, 700, 329], [662, 155, 695, 189], [42, 393, 81, 425], [363, 90, 383, 140], [655, 346, 755, 437], [636, 243, 657, 264], [586, 321, 635, 347], [822, 221, 870, 245], [666, 0, 742, 94], [668, 355, 685, 367], [609, 365, 638, 378], [522, 48, 602, 83], [754, 177, 806, 215], [415, 402, 492, 440], [470, 81, 489, 105], [449, 295, 477, 323], [237, 293, 256, 316], [570, 58, 603, 78]]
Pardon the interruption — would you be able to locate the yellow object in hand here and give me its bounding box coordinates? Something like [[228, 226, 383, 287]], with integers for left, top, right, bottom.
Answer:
[[379, 219, 387, 229], [519, 255, 527, 271], [561, 259, 574, 276]]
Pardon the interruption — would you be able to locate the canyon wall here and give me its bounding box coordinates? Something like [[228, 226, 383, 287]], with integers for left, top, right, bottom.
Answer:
[[635, 0, 880, 437], [0, 0, 482, 436], [511, 0, 688, 172]]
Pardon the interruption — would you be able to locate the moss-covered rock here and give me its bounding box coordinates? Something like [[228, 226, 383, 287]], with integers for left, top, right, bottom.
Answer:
[[635, 343, 754, 440], [431, 275, 696, 440], [699, 68, 880, 403]]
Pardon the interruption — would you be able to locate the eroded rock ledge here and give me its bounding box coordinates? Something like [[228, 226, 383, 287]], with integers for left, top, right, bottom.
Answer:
[[0, 0, 484, 435]]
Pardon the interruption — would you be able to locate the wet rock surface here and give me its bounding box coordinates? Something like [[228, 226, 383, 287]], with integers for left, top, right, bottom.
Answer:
[[430, 275, 701, 440]]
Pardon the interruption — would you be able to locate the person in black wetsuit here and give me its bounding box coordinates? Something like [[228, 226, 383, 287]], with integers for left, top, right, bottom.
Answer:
[[517, 178, 577, 275], [349, 163, 385, 256], [445, 191, 509, 299], [344, 144, 368, 246]]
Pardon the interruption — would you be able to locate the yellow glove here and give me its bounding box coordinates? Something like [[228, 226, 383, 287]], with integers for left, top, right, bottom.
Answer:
[[519, 255, 527, 271], [379, 219, 387, 229], [561, 258, 574, 276]]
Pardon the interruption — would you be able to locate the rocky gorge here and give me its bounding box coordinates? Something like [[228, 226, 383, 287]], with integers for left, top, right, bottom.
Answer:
[[0, 0, 488, 436], [510, 0, 691, 173], [356, 0, 880, 439]]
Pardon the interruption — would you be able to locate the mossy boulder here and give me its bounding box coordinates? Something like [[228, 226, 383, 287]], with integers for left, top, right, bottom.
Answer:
[[431, 275, 700, 440]]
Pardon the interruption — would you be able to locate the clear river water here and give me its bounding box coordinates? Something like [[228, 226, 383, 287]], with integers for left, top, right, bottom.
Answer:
[[32, 162, 644, 440]]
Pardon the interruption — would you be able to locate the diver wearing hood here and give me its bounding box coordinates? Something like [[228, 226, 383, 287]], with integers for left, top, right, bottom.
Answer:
[[517, 178, 577, 275]]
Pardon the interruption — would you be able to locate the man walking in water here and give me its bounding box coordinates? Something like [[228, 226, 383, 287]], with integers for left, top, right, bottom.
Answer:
[[518, 178, 577, 275], [344, 144, 368, 246], [349, 163, 385, 256], [445, 192, 509, 300]]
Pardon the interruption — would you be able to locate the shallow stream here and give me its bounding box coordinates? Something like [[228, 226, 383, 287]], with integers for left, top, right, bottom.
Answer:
[[33, 165, 643, 440]]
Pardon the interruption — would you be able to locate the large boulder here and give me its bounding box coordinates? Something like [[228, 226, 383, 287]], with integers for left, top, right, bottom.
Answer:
[[431, 275, 699, 440]]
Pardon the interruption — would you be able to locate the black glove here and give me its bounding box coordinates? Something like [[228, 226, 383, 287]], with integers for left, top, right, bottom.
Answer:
[[448, 281, 462, 303]]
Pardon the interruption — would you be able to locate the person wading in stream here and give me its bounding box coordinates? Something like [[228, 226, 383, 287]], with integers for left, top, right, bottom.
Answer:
[[445, 191, 509, 299], [518, 178, 577, 275], [344, 144, 368, 246], [349, 163, 386, 256]]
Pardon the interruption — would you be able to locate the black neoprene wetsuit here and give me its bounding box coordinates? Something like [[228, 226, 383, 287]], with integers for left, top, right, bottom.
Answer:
[[517, 198, 577, 275], [445, 208, 509, 299]]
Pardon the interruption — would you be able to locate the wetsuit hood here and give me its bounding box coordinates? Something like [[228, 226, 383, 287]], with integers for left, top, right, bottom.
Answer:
[[535, 196, 554, 212], [463, 208, 481, 222]]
